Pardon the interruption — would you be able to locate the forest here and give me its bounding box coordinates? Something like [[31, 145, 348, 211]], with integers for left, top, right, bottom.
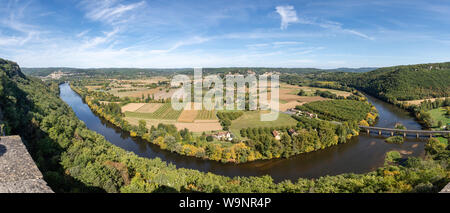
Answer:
[[317, 62, 450, 102], [240, 116, 360, 158], [23, 66, 375, 80], [1, 58, 449, 193]]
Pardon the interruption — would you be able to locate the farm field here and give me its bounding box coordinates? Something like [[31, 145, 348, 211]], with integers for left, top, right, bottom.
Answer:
[[109, 87, 176, 99], [428, 107, 450, 128], [195, 110, 217, 120], [125, 103, 183, 120], [85, 85, 103, 91], [121, 103, 146, 112], [267, 83, 340, 111], [122, 102, 221, 132], [104, 80, 356, 134], [174, 121, 222, 132], [103, 77, 174, 99], [125, 117, 177, 127], [135, 103, 163, 113], [401, 97, 450, 106], [177, 109, 199, 122], [229, 111, 297, 137], [124, 117, 221, 132]]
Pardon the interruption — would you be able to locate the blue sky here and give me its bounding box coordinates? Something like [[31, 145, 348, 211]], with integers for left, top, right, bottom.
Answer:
[[0, 0, 449, 68]]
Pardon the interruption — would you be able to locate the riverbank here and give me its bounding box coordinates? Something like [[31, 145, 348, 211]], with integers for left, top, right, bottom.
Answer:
[[58, 83, 449, 192], [61, 83, 426, 181], [70, 83, 372, 164]]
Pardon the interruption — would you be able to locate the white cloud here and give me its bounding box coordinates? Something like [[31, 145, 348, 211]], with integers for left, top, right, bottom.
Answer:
[[76, 30, 90, 38], [247, 41, 303, 49], [147, 36, 211, 54], [272, 41, 303, 46], [80, 28, 119, 49], [276, 5, 299, 30], [0, 32, 37, 46], [296, 18, 374, 40], [0, 1, 42, 47], [81, 0, 146, 25]]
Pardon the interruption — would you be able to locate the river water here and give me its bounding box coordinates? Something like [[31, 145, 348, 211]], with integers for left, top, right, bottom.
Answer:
[[59, 83, 425, 182]]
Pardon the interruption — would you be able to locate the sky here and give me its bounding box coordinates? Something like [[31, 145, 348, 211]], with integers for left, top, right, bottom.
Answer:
[[0, 0, 450, 68]]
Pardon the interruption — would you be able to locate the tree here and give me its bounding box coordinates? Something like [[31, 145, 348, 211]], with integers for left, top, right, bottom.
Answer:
[[138, 120, 147, 136], [425, 138, 446, 155], [297, 89, 307, 96], [419, 111, 434, 128], [359, 120, 369, 127]]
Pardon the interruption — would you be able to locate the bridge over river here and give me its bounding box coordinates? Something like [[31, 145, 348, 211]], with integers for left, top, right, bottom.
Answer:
[[359, 126, 450, 138]]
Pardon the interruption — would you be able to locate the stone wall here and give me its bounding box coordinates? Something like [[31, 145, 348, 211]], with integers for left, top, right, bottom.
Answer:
[[0, 135, 53, 193], [440, 183, 450, 193]]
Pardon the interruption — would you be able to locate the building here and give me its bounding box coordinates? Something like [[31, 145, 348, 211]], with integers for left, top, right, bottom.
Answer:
[[288, 129, 298, 136], [214, 131, 233, 141], [47, 70, 64, 79], [272, 130, 281, 140]]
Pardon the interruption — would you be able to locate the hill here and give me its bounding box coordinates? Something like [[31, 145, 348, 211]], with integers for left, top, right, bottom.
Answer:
[[328, 67, 377, 73], [0, 59, 26, 79], [321, 62, 450, 102], [22, 66, 377, 79]]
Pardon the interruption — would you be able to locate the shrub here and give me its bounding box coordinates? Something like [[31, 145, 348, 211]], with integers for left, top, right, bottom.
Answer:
[[385, 136, 404, 144]]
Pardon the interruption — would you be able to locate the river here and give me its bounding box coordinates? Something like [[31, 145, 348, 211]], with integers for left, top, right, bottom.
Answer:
[[59, 83, 425, 182]]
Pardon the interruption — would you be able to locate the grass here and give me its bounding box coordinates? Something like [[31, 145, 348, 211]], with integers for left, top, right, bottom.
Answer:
[[125, 103, 182, 120], [428, 107, 450, 129], [229, 111, 297, 137], [436, 137, 448, 146], [282, 83, 351, 97], [385, 151, 402, 164]]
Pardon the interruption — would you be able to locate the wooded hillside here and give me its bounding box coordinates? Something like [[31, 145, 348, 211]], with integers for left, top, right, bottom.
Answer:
[[320, 62, 450, 102]]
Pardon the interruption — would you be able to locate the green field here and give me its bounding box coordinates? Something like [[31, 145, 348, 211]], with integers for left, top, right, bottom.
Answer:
[[125, 103, 182, 120], [229, 111, 297, 137], [195, 110, 217, 120], [428, 107, 450, 128], [436, 137, 449, 146]]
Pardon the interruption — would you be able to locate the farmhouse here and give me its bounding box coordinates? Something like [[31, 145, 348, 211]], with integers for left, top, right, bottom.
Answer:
[[304, 111, 318, 118], [272, 130, 281, 140], [214, 131, 233, 141], [288, 129, 298, 136]]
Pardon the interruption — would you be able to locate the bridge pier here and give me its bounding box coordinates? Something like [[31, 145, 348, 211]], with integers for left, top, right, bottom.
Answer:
[[358, 126, 449, 139]]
